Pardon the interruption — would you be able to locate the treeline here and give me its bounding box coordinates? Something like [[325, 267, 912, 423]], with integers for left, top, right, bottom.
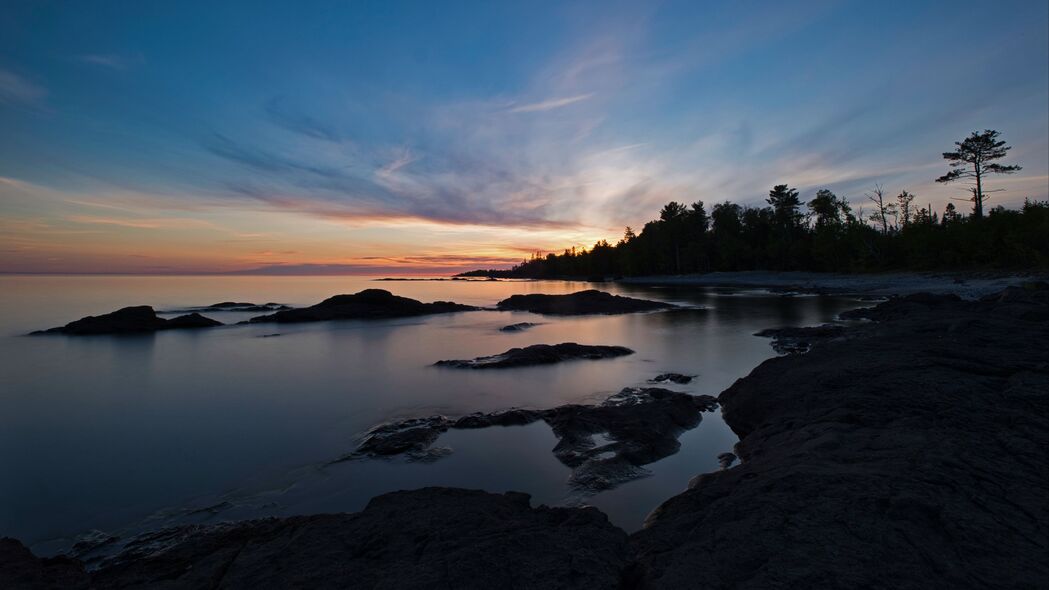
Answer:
[[464, 193, 1049, 278], [462, 130, 1047, 278]]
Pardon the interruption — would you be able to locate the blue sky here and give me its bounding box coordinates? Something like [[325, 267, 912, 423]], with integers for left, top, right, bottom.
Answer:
[[1, 0, 1047, 273]]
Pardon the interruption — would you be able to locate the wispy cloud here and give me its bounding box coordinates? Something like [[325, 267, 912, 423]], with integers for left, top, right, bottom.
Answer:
[[508, 93, 594, 113], [264, 97, 343, 142], [75, 53, 144, 70], [0, 69, 46, 106]]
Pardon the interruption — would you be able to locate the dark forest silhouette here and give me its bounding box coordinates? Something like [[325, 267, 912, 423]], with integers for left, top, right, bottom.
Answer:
[[465, 130, 1047, 278]]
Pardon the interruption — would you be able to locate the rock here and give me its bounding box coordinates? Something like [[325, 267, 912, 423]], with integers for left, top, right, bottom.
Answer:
[[716, 452, 736, 469], [4, 489, 631, 590], [435, 343, 633, 369], [753, 324, 846, 354], [164, 313, 224, 330], [246, 289, 478, 324], [351, 416, 451, 459], [33, 306, 222, 335], [348, 388, 718, 494], [0, 537, 89, 589], [650, 373, 695, 384], [193, 302, 292, 312], [496, 290, 675, 315], [631, 287, 1049, 588], [543, 389, 719, 492], [499, 322, 540, 332], [840, 292, 963, 321]]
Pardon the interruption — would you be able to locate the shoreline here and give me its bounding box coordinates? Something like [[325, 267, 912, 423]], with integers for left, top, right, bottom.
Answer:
[[618, 270, 1047, 299], [3, 284, 1046, 588]]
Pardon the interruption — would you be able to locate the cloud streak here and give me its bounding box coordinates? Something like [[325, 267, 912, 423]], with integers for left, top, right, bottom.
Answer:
[[0, 69, 46, 105], [508, 93, 595, 113]]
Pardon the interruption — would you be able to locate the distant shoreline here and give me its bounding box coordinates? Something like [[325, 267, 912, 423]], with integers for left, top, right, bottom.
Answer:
[[616, 270, 1048, 299]]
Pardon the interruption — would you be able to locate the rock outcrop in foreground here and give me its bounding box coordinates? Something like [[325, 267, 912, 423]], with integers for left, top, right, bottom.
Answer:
[[246, 289, 478, 323], [1, 488, 631, 589], [32, 306, 222, 335], [435, 342, 633, 369], [632, 285, 1049, 588], [496, 289, 675, 315], [349, 388, 718, 493]]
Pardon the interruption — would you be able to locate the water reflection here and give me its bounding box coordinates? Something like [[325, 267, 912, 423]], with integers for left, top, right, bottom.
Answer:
[[0, 276, 865, 555]]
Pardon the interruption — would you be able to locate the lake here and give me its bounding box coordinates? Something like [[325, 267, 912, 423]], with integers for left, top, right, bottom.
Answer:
[[0, 275, 865, 556]]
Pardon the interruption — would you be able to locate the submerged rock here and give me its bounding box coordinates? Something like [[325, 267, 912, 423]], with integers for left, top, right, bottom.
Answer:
[[348, 388, 718, 494], [496, 289, 675, 315], [753, 324, 846, 354], [435, 343, 633, 369], [650, 372, 695, 384], [499, 322, 540, 332], [246, 289, 478, 324], [33, 306, 222, 335], [2, 488, 631, 590]]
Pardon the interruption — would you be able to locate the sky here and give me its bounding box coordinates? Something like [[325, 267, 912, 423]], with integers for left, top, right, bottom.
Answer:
[[1, 0, 1047, 275]]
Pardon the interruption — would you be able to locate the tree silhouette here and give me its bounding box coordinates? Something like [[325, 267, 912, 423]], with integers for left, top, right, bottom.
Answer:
[[767, 184, 802, 228], [896, 190, 916, 227], [936, 130, 1022, 218], [865, 184, 896, 234], [942, 202, 959, 224]]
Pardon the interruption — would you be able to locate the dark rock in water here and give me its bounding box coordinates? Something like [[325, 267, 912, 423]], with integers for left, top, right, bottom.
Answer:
[[650, 372, 695, 384], [207, 302, 292, 312], [33, 306, 222, 335], [164, 313, 224, 330], [246, 289, 478, 324], [543, 388, 718, 492], [753, 324, 846, 354], [348, 388, 718, 494], [496, 289, 674, 315], [499, 322, 540, 332], [351, 416, 451, 459], [2, 489, 631, 590], [716, 452, 736, 469], [632, 285, 1049, 588], [435, 343, 633, 369]]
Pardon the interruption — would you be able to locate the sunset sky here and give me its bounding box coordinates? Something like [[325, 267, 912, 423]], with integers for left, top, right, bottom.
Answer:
[[2, 0, 1047, 275]]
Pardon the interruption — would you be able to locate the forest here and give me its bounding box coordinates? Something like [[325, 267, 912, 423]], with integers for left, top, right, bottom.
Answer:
[[464, 131, 1049, 278]]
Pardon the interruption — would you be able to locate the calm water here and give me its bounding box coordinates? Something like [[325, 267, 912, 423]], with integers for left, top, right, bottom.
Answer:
[[0, 276, 864, 555]]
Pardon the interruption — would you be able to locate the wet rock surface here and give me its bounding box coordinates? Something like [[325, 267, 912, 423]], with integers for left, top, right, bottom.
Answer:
[[632, 284, 1049, 588], [246, 289, 478, 323], [32, 306, 222, 335], [1, 488, 631, 590], [435, 342, 634, 369], [499, 321, 540, 332], [650, 372, 694, 384], [496, 289, 675, 315], [350, 388, 718, 493], [753, 324, 846, 354]]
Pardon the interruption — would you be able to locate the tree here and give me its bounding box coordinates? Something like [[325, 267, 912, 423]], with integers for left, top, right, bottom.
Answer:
[[865, 183, 897, 233], [660, 201, 688, 222], [808, 189, 851, 229], [767, 184, 802, 229], [936, 129, 1022, 218], [896, 190, 916, 227], [942, 202, 959, 224]]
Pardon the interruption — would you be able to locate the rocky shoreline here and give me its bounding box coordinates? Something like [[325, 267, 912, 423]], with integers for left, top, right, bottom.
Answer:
[[5, 285, 1046, 588]]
